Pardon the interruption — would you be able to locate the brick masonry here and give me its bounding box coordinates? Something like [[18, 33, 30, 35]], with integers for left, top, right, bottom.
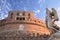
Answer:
[[0, 11, 50, 40]]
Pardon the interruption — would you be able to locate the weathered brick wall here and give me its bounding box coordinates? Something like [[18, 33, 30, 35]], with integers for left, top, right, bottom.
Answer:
[[0, 11, 50, 40], [0, 30, 50, 40]]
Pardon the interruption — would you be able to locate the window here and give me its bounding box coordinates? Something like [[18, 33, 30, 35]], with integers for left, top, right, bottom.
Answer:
[[37, 33, 39, 36], [17, 13, 19, 16], [16, 17, 19, 20], [37, 33, 40, 37], [23, 17, 25, 20], [33, 33, 35, 37], [20, 17, 22, 20], [23, 12, 25, 16], [16, 17, 25, 20], [34, 20, 36, 22], [11, 13, 13, 15], [28, 13, 30, 16], [10, 12, 13, 18]]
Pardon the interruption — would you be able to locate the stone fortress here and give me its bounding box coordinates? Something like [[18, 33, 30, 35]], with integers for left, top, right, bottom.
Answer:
[[0, 8, 60, 40]]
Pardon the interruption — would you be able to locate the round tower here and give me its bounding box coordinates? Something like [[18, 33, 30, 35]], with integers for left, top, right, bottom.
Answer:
[[0, 11, 50, 40]]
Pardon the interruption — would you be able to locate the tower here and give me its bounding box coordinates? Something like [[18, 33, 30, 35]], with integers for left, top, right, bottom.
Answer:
[[0, 11, 50, 40]]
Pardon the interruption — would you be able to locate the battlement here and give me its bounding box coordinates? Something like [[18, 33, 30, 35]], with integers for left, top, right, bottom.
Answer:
[[0, 11, 45, 27]]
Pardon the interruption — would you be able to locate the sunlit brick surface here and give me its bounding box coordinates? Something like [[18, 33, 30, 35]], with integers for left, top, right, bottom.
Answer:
[[0, 11, 50, 40]]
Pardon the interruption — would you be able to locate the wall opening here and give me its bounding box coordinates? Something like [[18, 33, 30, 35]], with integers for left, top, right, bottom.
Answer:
[[20, 17, 22, 20], [17, 13, 19, 16], [28, 13, 30, 16], [10, 12, 13, 18], [23, 12, 25, 16], [23, 17, 25, 20], [16, 17, 19, 20]]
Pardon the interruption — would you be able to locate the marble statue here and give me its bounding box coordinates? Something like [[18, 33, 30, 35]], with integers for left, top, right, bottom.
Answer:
[[46, 8, 59, 34]]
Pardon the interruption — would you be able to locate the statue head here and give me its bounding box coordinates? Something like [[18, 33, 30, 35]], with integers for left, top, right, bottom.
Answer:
[[52, 8, 59, 21]]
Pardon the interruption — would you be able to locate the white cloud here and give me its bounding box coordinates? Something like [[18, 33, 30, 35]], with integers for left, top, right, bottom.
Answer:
[[5, 14, 8, 17], [34, 9, 40, 14], [57, 7, 60, 12], [38, 0, 45, 3], [24, 7, 27, 11], [56, 7, 60, 18], [20, 1, 23, 3], [56, 7, 60, 14], [0, 9, 1, 11], [37, 10, 40, 13], [1, 0, 6, 3], [33, 9, 40, 16], [0, 0, 12, 20], [0, 14, 8, 20], [38, 0, 42, 3], [2, 17, 4, 19]]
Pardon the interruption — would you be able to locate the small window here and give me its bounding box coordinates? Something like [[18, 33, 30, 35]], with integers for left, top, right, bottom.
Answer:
[[23, 12, 25, 16], [17, 13, 19, 16], [28, 13, 30, 16], [33, 33, 35, 36], [20, 17, 22, 20], [11, 13, 13, 15], [37, 33, 39, 36], [34, 20, 36, 22], [23, 17, 25, 20], [16, 17, 19, 20], [10, 12, 13, 18]]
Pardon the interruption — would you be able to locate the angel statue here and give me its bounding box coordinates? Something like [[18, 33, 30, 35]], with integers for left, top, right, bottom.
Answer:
[[46, 8, 59, 33]]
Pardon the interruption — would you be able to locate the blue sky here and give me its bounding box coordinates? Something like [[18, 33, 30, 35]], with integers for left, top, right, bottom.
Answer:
[[0, 0, 60, 26]]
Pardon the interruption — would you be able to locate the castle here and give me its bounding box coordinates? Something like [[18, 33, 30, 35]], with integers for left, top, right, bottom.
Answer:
[[0, 8, 60, 40]]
